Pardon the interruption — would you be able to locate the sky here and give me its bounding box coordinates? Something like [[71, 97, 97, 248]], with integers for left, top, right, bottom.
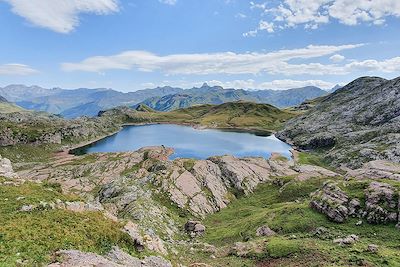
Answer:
[[0, 0, 400, 92]]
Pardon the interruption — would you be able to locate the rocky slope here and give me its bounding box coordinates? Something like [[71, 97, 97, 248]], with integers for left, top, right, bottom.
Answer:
[[277, 76, 400, 168], [0, 111, 119, 146]]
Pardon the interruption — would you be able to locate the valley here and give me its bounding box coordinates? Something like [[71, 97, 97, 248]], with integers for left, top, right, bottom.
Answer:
[[1, 76, 400, 266]]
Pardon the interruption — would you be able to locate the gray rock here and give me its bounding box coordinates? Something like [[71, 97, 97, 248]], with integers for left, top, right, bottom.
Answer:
[[185, 221, 206, 237], [277, 76, 400, 168], [20, 205, 35, 212], [256, 225, 276, 237], [333, 234, 359, 245], [310, 182, 349, 223], [367, 244, 379, 253], [48, 247, 172, 267]]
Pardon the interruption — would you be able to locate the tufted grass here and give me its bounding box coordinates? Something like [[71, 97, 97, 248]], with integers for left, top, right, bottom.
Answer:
[[201, 176, 400, 266], [0, 180, 136, 266]]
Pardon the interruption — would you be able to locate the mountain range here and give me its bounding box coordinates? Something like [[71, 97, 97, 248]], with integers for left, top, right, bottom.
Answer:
[[0, 83, 330, 118]]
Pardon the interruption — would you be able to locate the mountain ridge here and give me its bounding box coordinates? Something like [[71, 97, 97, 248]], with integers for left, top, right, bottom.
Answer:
[[0, 84, 327, 118]]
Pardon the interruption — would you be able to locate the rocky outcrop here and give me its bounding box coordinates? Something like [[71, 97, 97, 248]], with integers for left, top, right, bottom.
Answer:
[[345, 160, 400, 181], [364, 182, 398, 224], [278, 76, 400, 168], [48, 247, 172, 267], [0, 155, 18, 179], [310, 182, 350, 223], [0, 112, 119, 146], [311, 181, 399, 227], [20, 146, 338, 219]]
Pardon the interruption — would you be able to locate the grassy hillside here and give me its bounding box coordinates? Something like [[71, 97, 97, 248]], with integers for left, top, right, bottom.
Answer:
[[193, 176, 400, 266], [0, 178, 135, 266], [102, 101, 296, 132], [0, 102, 25, 113]]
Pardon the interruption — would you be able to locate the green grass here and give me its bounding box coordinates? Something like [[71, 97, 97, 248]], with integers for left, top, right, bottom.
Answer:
[[201, 177, 400, 266], [105, 101, 296, 132], [297, 151, 332, 169], [0, 180, 136, 266], [0, 102, 25, 113], [0, 144, 62, 166]]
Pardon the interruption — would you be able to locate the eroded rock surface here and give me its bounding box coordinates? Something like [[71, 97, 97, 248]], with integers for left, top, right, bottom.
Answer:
[[311, 181, 400, 228], [48, 247, 172, 267], [346, 160, 400, 181], [310, 182, 350, 223]]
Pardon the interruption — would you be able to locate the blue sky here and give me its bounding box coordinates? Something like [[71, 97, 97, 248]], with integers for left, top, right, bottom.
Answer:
[[0, 0, 400, 92]]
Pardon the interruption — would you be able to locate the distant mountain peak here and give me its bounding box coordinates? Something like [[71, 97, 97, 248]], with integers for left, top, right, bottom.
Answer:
[[201, 82, 209, 88]]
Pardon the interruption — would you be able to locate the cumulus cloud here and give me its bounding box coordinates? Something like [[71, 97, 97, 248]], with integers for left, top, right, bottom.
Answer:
[[249, 0, 400, 33], [159, 0, 177, 5], [0, 63, 38, 75], [3, 0, 119, 33], [62, 44, 363, 75], [330, 54, 345, 62]]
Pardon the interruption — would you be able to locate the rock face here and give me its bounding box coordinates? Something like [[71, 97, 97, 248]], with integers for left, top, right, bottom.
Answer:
[[311, 181, 399, 227], [310, 182, 350, 223], [20, 146, 338, 219], [0, 155, 18, 178], [48, 247, 172, 267], [278, 76, 400, 168]]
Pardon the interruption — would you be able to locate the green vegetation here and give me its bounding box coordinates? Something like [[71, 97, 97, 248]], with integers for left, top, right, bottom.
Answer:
[[297, 151, 332, 169], [0, 144, 62, 166], [200, 176, 400, 266], [106, 101, 296, 132], [0, 180, 135, 266], [0, 102, 25, 113]]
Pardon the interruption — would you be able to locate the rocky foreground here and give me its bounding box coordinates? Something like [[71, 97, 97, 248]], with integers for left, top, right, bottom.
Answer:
[[3, 143, 400, 266]]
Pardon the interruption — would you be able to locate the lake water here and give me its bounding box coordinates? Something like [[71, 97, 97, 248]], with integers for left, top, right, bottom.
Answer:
[[78, 124, 292, 159]]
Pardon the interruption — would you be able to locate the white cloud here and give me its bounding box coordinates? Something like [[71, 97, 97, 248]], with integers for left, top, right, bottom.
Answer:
[[159, 0, 177, 5], [330, 54, 345, 62], [206, 79, 336, 90], [250, 0, 400, 32], [0, 63, 38, 75], [345, 57, 400, 72], [62, 44, 363, 75], [244, 20, 274, 37], [3, 0, 119, 33]]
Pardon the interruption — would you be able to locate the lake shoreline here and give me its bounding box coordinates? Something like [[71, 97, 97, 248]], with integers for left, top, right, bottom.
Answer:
[[69, 122, 290, 158]]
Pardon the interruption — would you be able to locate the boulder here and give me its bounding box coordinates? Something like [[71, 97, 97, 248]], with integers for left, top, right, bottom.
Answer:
[[256, 225, 276, 237], [185, 221, 206, 237], [367, 244, 379, 253], [333, 234, 359, 246], [0, 155, 18, 179]]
